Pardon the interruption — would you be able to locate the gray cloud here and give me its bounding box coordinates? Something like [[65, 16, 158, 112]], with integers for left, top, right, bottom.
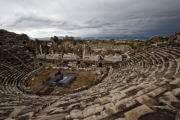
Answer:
[[0, 0, 180, 38]]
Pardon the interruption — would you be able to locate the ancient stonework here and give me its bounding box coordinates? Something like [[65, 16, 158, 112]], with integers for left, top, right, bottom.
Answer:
[[0, 30, 180, 120]]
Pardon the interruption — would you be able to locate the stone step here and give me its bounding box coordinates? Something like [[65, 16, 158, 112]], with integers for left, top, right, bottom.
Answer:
[[124, 104, 153, 120]]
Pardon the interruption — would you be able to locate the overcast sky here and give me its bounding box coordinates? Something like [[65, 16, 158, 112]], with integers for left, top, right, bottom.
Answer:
[[0, 0, 180, 38]]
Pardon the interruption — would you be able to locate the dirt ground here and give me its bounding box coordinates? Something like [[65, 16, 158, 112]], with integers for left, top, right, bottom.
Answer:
[[27, 68, 96, 95]]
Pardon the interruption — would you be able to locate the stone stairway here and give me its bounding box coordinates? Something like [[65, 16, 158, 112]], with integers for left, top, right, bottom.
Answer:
[[0, 32, 180, 119], [32, 45, 180, 120]]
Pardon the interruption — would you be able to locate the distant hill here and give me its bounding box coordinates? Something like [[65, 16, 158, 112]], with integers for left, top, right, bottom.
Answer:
[[33, 35, 148, 41]]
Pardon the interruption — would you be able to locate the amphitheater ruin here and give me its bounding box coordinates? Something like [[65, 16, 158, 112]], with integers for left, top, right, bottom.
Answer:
[[0, 29, 180, 120]]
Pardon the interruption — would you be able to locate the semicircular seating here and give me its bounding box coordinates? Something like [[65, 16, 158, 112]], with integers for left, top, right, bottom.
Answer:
[[0, 38, 180, 119]]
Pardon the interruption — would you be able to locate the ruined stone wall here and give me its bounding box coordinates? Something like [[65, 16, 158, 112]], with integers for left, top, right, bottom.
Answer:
[[0, 29, 30, 46], [0, 30, 180, 120]]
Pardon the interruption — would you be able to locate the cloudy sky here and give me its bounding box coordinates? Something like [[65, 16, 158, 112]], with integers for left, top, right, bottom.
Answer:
[[0, 0, 180, 39]]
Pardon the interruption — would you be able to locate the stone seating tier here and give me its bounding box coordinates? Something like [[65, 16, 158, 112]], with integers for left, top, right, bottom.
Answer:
[[0, 39, 180, 119]]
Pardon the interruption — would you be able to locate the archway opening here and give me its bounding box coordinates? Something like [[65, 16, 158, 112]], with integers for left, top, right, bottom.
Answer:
[[98, 62, 102, 67], [39, 63, 43, 66], [77, 61, 80, 64], [23, 41, 26, 44]]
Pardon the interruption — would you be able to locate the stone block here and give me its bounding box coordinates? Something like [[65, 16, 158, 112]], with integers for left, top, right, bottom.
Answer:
[[136, 95, 156, 106], [70, 109, 83, 119], [170, 78, 180, 85], [104, 103, 117, 114], [147, 87, 167, 97], [83, 104, 104, 118], [124, 105, 153, 120]]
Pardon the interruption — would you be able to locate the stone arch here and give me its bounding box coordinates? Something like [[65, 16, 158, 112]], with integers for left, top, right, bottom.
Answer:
[[98, 62, 103, 67], [23, 41, 26, 45], [39, 63, 43, 66], [77, 61, 81, 64]]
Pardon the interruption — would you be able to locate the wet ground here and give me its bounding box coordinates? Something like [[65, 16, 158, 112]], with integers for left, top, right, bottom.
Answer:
[[27, 68, 97, 95]]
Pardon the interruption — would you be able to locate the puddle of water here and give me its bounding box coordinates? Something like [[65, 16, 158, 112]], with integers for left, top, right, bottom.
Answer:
[[45, 72, 76, 88]]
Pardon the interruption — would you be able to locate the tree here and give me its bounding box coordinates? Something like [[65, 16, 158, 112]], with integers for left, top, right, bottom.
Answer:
[[54, 36, 59, 42], [63, 35, 74, 41], [53, 36, 62, 45], [110, 39, 115, 44]]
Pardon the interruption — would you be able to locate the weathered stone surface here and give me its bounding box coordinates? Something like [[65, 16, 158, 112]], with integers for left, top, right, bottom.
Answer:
[[157, 80, 168, 86], [136, 95, 156, 106], [115, 118, 127, 120], [17, 112, 34, 120], [83, 115, 97, 120], [65, 103, 80, 111], [104, 103, 117, 114], [124, 105, 153, 120], [83, 104, 104, 117], [147, 87, 167, 97], [48, 108, 64, 114], [109, 87, 125, 94], [172, 88, 180, 96], [97, 96, 111, 104], [175, 111, 180, 120], [37, 113, 67, 120], [114, 97, 137, 113], [159, 92, 178, 103], [0, 30, 180, 120], [70, 109, 83, 119], [9, 106, 25, 118], [170, 78, 180, 85], [120, 86, 137, 94], [135, 84, 158, 96], [110, 93, 127, 102]]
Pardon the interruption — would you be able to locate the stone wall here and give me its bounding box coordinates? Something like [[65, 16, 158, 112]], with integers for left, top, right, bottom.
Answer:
[[0, 29, 30, 46]]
